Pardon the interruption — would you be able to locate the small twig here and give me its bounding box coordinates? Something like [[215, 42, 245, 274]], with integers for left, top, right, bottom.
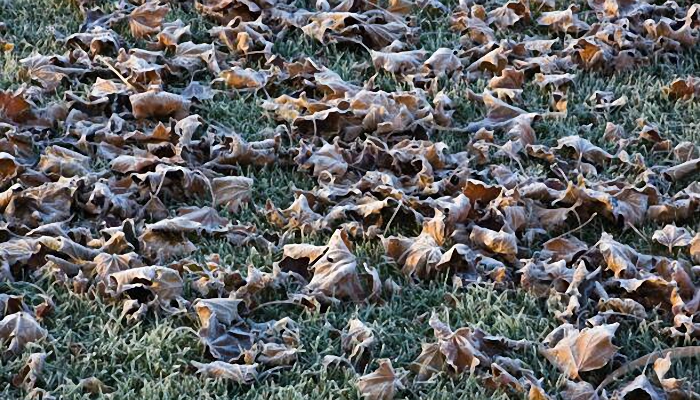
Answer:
[[383, 201, 403, 236], [596, 346, 700, 393], [248, 300, 307, 314], [97, 57, 138, 92], [551, 211, 598, 241]]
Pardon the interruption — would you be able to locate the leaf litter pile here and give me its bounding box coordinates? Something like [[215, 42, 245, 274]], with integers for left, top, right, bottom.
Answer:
[[1, 0, 700, 398]]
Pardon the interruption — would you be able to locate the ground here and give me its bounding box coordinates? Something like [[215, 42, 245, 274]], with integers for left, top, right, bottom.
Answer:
[[1, 0, 700, 399]]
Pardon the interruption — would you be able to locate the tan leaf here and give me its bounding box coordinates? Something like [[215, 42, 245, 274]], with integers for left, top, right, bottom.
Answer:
[[615, 374, 662, 400], [0, 89, 35, 123], [0, 152, 20, 183], [194, 298, 244, 329], [357, 359, 404, 400], [541, 236, 587, 264], [305, 229, 365, 302], [663, 158, 700, 181], [78, 377, 113, 394], [341, 319, 375, 367], [108, 266, 183, 306], [542, 323, 619, 379], [11, 352, 46, 390], [129, 89, 191, 120], [36, 146, 90, 178], [129, 1, 170, 39], [157, 19, 191, 48], [469, 226, 518, 257], [410, 342, 445, 381], [652, 225, 693, 252], [429, 313, 490, 375], [265, 194, 324, 234], [294, 139, 347, 178], [422, 48, 462, 77], [176, 206, 229, 232], [653, 353, 683, 391], [382, 228, 443, 280], [598, 298, 647, 319], [370, 49, 426, 74], [195, 302, 255, 362], [561, 380, 599, 400], [487, 0, 530, 29], [218, 67, 272, 90], [690, 233, 700, 263], [537, 6, 589, 34], [212, 176, 253, 213], [139, 218, 199, 261], [0, 295, 25, 320], [191, 361, 258, 384], [664, 76, 700, 100], [597, 232, 640, 278], [0, 312, 47, 355], [555, 135, 613, 165], [248, 342, 298, 366]]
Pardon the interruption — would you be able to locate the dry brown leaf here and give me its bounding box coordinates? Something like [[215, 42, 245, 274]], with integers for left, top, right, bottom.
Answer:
[[265, 194, 324, 234], [410, 342, 445, 382], [537, 6, 590, 34], [597, 232, 641, 277], [219, 67, 272, 90], [304, 229, 365, 302], [157, 19, 191, 48], [0, 294, 25, 318], [194, 299, 254, 362], [370, 49, 427, 74], [663, 158, 700, 182], [212, 176, 253, 213], [11, 352, 46, 390], [37, 145, 90, 178], [429, 313, 490, 375], [562, 380, 600, 400], [108, 266, 183, 307], [598, 298, 647, 319], [664, 76, 700, 100], [422, 48, 462, 77], [652, 225, 693, 253], [249, 342, 298, 366], [0, 89, 34, 124], [191, 361, 258, 384], [342, 318, 375, 367], [129, 1, 170, 39], [690, 233, 700, 263], [615, 374, 662, 400], [78, 377, 113, 394], [487, 0, 530, 29], [382, 226, 443, 279], [295, 139, 347, 178], [542, 323, 619, 379], [138, 218, 200, 261], [0, 312, 47, 355], [357, 359, 404, 400], [653, 353, 683, 391], [130, 89, 190, 120], [541, 236, 587, 264], [470, 225, 518, 257]]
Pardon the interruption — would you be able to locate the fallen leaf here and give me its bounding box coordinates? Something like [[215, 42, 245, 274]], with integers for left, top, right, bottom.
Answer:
[[357, 359, 404, 400], [192, 361, 258, 384], [652, 225, 693, 252], [130, 89, 191, 120], [542, 323, 619, 379], [0, 312, 47, 355], [212, 176, 254, 213], [129, 1, 170, 39]]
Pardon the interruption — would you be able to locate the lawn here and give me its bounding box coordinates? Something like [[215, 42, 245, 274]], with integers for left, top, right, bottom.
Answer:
[[1, 0, 700, 399]]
